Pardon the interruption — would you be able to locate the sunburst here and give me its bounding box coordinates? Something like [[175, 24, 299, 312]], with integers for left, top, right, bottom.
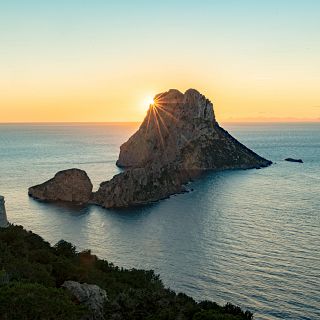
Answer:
[[144, 93, 198, 152]]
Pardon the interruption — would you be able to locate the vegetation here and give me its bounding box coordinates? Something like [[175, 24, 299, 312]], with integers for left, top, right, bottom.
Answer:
[[0, 225, 253, 320], [0, 282, 87, 320]]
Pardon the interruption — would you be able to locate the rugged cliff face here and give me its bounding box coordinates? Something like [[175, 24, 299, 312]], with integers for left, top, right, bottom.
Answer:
[[93, 164, 191, 208], [117, 89, 271, 171]]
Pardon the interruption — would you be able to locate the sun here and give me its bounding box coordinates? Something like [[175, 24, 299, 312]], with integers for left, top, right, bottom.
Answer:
[[144, 95, 155, 107], [138, 94, 156, 115]]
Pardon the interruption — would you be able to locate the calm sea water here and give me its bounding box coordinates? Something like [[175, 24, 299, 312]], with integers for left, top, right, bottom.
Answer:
[[0, 122, 319, 320]]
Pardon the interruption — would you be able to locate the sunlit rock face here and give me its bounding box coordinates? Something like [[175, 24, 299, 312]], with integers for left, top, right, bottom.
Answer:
[[28, 169, 93, 204], [116, 88, 271, 171]]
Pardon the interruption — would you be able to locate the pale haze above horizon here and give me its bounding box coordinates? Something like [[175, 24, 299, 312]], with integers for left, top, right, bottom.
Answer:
[[1, 0, 320, 123]]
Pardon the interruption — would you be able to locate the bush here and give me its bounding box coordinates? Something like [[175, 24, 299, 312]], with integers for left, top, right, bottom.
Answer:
[[54, 240, 77, 258], [0, 282, 87, 320]]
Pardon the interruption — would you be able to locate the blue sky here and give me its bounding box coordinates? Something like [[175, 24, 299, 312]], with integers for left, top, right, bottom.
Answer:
[[1, 0, 319, 121]]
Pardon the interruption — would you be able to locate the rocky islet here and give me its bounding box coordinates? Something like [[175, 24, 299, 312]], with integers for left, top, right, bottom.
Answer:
[[28, 168, 93, 204], [29, 89, 272, 208]]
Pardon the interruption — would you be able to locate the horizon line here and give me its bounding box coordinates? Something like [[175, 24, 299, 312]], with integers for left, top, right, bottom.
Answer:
[[0, 120, 319, 125]]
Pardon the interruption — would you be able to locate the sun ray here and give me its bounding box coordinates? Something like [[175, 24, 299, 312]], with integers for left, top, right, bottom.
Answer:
[[153, 106, 169, 134], [152, 106, 165, 151], [144, 94, 207, 157], [155, 103, 179, 123], [155, 98, 205, 148], [145, 107, 152, 137]]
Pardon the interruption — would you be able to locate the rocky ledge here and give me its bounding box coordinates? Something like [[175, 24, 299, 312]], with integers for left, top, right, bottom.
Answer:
[[29, 89, 271, 208], [62, 281, 107, 320], [93, 164, 192, 208]]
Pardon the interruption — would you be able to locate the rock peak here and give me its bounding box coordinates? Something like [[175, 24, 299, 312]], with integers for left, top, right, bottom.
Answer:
[[154, 89, 184, 104], [151, 88, 216, 128], [184, 88, 201, 96], [117, 89, 217, 168], [153, 88, 209, 106]]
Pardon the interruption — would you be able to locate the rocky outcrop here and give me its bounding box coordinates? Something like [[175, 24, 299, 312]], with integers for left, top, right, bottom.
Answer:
[[62, 281, 107, 320], [28, 169, 93, 204], [93, 164, 190, 208], [0, 196, 9, 228], [285, 158, 303, 163]]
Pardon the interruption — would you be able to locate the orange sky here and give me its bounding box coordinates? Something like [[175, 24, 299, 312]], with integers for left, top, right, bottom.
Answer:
[[1, 1, 319, 123]]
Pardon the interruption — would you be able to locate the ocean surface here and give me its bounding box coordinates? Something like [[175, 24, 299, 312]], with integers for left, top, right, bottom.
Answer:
[[0, 122, 319, 320]]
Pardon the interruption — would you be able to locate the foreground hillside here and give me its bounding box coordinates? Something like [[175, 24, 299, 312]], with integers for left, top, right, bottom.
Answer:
[[0, 225, 253, 320]]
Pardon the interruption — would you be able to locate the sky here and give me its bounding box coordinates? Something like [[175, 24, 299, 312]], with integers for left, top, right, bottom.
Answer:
[[1, 0, 320, 122]]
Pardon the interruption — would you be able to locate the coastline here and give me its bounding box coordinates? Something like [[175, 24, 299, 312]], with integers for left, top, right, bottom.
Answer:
[[0, 224, 253, 319]]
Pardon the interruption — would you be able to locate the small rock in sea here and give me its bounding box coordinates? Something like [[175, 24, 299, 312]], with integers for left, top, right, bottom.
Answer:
[[285, 158, 303, 163], [28, 168, 93, 204]]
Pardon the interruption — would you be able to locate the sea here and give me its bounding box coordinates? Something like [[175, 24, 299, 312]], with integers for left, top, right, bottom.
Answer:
[[0, 122, 319, 320]]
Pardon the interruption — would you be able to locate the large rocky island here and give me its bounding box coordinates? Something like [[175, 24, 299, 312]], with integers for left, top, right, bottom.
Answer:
[[29, 89, 271, 208], [116, 89, 270, 170]]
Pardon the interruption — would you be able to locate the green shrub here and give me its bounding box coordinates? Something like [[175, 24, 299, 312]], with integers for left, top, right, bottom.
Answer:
[[54, 240, 77, 258], [0, 282, 87, 320]]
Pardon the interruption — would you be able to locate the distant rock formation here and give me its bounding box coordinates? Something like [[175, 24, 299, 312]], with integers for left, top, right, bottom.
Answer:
[[29, 89, 272, 208], [28, 169, 93, 204], [0, 196, 9, 228], [62, 281, 107, 320], [117, 89, 271, 171], [285, 158, 303, 163]]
